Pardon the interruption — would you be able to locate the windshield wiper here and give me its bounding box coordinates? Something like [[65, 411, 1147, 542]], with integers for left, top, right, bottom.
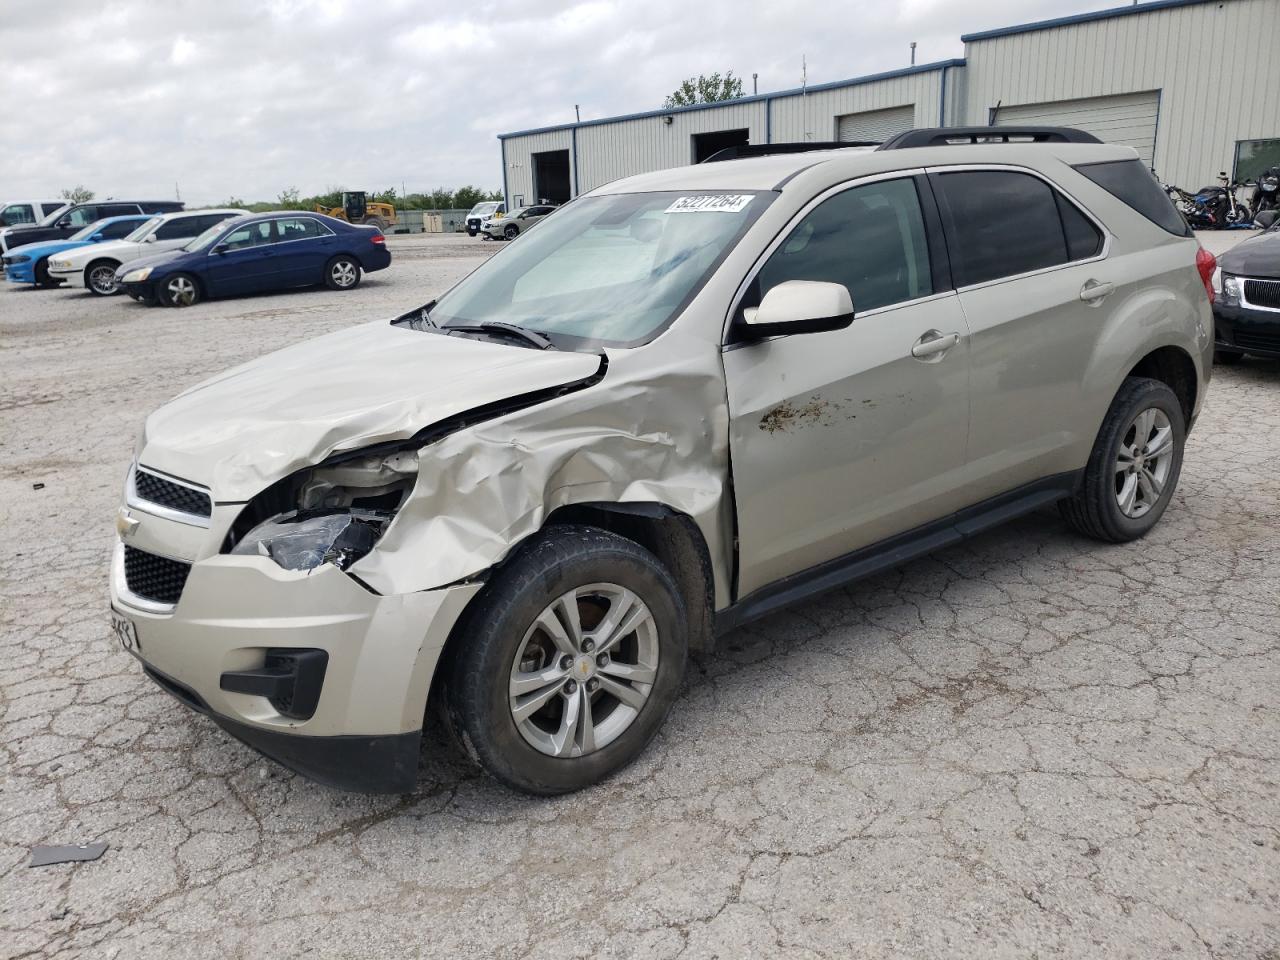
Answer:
[[446, 321, 554, 350]]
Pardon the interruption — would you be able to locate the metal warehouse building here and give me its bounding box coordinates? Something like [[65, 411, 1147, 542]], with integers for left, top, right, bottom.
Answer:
[[498, 0, 1279, 208]]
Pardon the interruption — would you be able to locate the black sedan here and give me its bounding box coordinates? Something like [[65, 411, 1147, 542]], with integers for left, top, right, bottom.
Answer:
[[1214, 213, 1280, 362]]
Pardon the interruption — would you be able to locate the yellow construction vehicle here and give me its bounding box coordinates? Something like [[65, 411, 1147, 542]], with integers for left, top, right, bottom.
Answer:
[[313, 191, 397, 232]]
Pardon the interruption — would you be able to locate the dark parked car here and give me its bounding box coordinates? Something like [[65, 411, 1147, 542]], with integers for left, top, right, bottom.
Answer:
[[1213, 212, 1280, 362], [116, 212, 392, 307], [0, 200, 184, 254]]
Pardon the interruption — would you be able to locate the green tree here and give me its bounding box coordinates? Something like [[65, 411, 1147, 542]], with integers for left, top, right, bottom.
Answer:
[[662, 72, 744, 108], [220, 196, 247, 209], [276, 186, 303, 209], [61, 185, 95, 203], [453, 185, 502, 210], [371, 187, 398, 206]]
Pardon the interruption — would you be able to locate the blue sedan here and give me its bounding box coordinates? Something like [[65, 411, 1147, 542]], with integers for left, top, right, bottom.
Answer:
[[116, 212, 392, 307], [3, 215, 150, 286]]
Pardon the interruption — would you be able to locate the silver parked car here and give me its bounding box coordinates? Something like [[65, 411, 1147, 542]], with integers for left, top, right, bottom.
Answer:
[[481, 203, 556, 240], [110, 128, 1214, 795]]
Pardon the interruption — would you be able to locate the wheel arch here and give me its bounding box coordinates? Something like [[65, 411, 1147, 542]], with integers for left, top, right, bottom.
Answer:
[[83, 256, 122, 288], [1126, 344, 1197, 425]]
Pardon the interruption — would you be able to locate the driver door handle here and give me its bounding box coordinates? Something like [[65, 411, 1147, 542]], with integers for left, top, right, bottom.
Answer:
[[910, 330, 961, 359], [1079, 279, 1115, 302]]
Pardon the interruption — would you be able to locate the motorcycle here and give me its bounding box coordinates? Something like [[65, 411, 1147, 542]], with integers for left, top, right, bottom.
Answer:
[[1163, 172, 1251, 229], [1253, 165, 1280, 218]]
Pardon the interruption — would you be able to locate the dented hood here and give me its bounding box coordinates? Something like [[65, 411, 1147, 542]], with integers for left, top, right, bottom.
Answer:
[[139, 320, 602, 501]]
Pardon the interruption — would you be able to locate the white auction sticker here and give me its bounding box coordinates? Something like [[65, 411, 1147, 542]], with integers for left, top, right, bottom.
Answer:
[[664, 195, 754, 214]]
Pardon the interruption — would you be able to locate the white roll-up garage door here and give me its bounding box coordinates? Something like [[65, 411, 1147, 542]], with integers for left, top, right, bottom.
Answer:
[[994, 91, 1159, 166], [836, 105, 915, 143]]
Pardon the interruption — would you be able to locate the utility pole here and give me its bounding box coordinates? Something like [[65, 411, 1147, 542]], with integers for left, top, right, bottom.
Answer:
[[752, 72, 758, 95], [574, 104, 580, 123], [910, 41, 917, 65]]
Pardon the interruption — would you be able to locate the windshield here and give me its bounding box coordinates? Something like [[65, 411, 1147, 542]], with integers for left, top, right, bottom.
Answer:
[[468, 202, 499, 217], [184, 220, 232, 252], [125, 217, 162, 242], [433, 191, 770, 347]]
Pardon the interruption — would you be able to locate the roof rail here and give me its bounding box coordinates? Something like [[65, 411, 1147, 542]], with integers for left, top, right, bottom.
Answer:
[[701, 141, 880, 163], [877, 126, 1103, 150]]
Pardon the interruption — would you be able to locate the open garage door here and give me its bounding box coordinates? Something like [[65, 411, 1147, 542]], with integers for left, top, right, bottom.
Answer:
[[532, 149, 571, 205], [837, 105, 915, 143], [995, 91, 1159, 167]]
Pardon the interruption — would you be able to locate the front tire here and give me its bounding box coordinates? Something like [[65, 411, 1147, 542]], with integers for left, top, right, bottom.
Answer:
[[444, 525, 688, 795], [361, 216, 388, 232], [34, 258, 60, 288], [159, 273, 201, 307], [324, 255, 361, 290], [503, 223, 519, 240], [1059, 377, 1185, 543], [85, 260, 121, 296]]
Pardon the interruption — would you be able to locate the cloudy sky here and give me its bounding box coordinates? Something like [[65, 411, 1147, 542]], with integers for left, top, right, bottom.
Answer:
[[5, 0, 1122, 204]]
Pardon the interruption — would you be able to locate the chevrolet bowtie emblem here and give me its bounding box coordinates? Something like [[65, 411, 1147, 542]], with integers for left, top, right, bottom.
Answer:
[[116, 508, 140, 540]]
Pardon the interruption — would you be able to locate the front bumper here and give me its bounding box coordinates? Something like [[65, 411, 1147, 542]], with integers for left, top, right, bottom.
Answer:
[[1213, 301, 1280, 358], [48, 264, 85, 287], [110, 519, 480, 791], [4, 262, 34, 284]]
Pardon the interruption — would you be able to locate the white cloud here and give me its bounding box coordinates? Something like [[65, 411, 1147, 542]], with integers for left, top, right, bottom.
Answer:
[[3, 0, 1125, 204]]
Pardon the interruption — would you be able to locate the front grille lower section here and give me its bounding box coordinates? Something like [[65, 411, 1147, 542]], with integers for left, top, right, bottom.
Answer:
[[1243, 278, 1280, 311], [1234, 329, 1280, 353], [134, 468, 212, 519], [123, 546, 191, 606]]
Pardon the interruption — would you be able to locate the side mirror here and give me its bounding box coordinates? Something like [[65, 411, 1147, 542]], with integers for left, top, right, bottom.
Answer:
[[741, 280, 854, 339], [1255, 210, 1278, 230], [213, 243, 230, 255], [144, 234, 156, 243], [90, 234, 104, 242]]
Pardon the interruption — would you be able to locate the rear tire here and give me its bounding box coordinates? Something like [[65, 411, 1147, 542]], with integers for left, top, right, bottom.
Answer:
[[324, 255, 361, 290], [443, 525, 688, 795], [85, 260, 121, 296], [1214, 348, 1244, 365], [1059, 377, 1185, 543], [361, 216, 388, 232], [159, 273, 201, 308]]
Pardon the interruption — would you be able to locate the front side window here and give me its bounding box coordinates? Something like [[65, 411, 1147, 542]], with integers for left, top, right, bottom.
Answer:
[[100, 219, 142, 240], [933, 170, 1100, 287], [750, 177, 933, 316], [273, 217, 330, 240], [429, 190, 771, 348], [64, 207, 99, 228], [219, 221, 275, 250]]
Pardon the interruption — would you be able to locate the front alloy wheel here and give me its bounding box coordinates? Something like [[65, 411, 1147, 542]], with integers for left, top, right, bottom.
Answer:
[[87, 263, 118, 295], [162, 273, 200, 307], [509, 584, 659, 758]]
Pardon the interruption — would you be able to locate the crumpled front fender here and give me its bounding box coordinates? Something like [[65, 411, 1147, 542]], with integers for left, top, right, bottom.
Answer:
[[349, 329, 733, 605]]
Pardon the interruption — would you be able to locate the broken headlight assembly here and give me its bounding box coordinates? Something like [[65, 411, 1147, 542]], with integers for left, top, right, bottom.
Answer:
[[227, 450, 418, 573]]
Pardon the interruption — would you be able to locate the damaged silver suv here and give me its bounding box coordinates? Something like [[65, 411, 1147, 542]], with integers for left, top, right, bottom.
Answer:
[[111, 128, 1215, 794]]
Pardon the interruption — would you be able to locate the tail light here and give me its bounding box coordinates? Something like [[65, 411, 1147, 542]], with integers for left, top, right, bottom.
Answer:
[[370, 234, 385, 245], [1195, 246, 1216, 304]]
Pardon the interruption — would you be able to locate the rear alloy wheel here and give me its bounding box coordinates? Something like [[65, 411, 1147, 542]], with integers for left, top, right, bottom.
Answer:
[[160, 273, 201, 308], [1059, 377, 1185, 542], [503, 223, 519, 240], [86, 261, 120, 296], [325, 256, 361, 290]]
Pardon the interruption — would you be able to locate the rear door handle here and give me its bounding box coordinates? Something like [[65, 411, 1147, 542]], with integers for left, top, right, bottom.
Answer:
[[910, 330, 961, 360], [1079, 280, 1115, 302]]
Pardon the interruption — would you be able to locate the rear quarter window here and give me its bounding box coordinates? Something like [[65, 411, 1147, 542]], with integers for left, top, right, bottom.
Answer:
[[1074, 159, 1191, 237]]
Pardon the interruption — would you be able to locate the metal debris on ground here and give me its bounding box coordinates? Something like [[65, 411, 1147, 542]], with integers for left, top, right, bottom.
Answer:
[[29, 842, 108, 867]]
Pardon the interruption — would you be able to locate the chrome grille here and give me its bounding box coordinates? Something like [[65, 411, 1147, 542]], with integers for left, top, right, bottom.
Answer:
[[1243, 278, 1280, 311]]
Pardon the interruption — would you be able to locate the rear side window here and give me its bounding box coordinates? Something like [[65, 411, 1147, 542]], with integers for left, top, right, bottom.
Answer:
[[932, 170, 1102, 287], [752, 177, 933, 314], [1074, 159, 1191, 237]]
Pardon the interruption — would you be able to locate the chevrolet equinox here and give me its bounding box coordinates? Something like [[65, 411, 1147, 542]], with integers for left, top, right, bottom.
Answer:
[[110, 128, 1215, 794]]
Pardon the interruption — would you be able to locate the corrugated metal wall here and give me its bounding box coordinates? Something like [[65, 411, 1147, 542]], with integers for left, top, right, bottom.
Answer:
[[574, 101, 768, 193], [502, 129, 573, 208], [768, 71, 943, 142], [961, 0, 1280, 186]]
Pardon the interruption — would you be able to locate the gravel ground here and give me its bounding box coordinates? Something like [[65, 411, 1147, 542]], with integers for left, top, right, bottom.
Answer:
[[1, 231, 1277, 959]]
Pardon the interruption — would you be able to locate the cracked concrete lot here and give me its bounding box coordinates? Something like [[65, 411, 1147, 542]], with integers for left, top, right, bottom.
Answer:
[[1, 232, 1277, 959]]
